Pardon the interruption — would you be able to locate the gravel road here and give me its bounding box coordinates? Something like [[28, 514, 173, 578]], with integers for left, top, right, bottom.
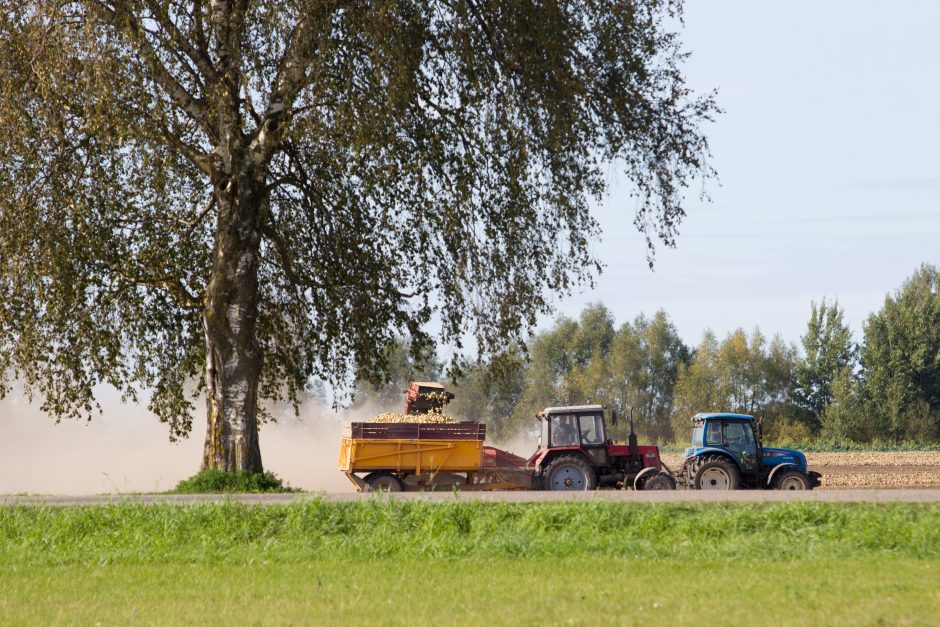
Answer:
[[4, 453, 936, 505]]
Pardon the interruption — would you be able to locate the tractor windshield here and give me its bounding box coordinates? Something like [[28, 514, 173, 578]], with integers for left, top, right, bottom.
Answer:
[[692, 424, 704, 447], [578, 414, 605, 445]]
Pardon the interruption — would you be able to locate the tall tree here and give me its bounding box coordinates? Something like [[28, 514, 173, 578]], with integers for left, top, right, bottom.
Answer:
[[672, 327, 802, 441], [860, 264, 940, 442], [608, 310, 688, 440], [512, 304, 615, 420], [795, 299, 857, 422], [447, 349, 526, 440], [0, 1, 716, 470], [818, 366, 862, 442], [671, 330, 720, 439]]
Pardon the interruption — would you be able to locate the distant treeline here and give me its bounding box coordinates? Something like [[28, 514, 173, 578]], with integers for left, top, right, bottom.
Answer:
[[353, 264, 940, 445]]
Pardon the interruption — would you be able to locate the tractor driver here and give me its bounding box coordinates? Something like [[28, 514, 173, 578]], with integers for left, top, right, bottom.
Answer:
[[552, 416, 578, 447]]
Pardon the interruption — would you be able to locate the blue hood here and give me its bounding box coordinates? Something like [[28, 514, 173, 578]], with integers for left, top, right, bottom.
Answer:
[[761, 447, 807, 470]]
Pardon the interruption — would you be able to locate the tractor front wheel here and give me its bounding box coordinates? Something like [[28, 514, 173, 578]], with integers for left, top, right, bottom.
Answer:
[[774, 469, 810, 490], [692, 456, 740, 490], [544, 455, 597, 491], [641, 472, 677, 490]]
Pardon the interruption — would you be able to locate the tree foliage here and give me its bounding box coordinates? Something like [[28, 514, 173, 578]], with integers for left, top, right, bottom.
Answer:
[[502, 304, 687, 440], [819, 366, 863, 442], [607, 310, 688, 440], [446, 349, 526, 441], [357, 265, 940, 446], [795, 299, 857, 421], [0, 1, 717, 469], [860, 264, 940, 442], [671, 327, 803, 440]]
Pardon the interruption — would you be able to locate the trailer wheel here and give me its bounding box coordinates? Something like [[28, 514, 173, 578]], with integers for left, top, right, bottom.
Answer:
[[544, 455, 597, 491], [641, 472, 676, 490], [692, 455, 740, 490], [774, 469, 810, 490], [364, 472, 404, 492]]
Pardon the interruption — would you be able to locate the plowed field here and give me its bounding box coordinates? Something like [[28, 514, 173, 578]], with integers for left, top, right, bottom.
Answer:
[[661, 451, 940, 489]]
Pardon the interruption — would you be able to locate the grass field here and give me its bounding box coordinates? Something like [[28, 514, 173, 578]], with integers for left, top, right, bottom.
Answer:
[[2, 500, 938, 625]]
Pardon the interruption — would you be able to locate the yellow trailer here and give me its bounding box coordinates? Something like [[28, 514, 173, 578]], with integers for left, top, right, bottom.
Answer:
[[339, 422, 531, 491]]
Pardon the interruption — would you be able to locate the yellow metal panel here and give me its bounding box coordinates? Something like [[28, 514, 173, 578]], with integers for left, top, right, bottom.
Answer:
[[338, 438, 484, 473]]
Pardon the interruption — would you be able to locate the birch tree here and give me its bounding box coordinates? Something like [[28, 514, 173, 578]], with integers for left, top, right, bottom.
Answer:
[[0, 0, 716, 470]]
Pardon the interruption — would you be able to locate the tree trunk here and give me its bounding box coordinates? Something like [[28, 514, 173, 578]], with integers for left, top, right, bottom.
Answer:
[[201, 177, 265, 472]]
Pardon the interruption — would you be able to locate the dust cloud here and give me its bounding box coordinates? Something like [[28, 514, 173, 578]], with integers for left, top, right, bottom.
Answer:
[[0, 390, 395, 495], [489, 429, 540, 462]]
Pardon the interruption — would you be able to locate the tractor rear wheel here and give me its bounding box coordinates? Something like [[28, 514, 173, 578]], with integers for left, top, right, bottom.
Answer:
[[774, 469, 810, 490], [641, 472, 677, 490], [692, 456, 740, 490], [364, 472, 404, 492], [544, 455, 597, 491]]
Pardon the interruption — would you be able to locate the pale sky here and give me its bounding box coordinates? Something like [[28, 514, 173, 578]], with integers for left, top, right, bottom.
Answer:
[[554, 0, 940, 348]]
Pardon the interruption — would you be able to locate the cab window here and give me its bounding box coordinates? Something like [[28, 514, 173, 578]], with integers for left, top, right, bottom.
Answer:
[[578, 414, 605, 445], [549, 414, 578, 447], [705, 422, 722, 446], [723, 422, 756, 454], [692, 424, 704, 447]]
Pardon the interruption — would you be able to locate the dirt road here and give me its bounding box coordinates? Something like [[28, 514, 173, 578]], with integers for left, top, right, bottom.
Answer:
[[3, 452, 935, 505]]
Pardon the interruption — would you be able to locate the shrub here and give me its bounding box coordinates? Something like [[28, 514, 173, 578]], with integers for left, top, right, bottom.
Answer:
[[171, 470, 295, 493]]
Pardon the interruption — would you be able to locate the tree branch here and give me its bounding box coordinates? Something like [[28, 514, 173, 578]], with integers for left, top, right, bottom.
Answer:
[[142, 0, 219, 84], [247, 3, 339, 165], [260, 216, 324, 291], [103, 260, 203, 310], [92, 1, 211, 136]]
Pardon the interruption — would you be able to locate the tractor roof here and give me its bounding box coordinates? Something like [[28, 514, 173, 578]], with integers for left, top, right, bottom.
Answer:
[[692, 412, 754, 423], [541, 404, 604, 415]]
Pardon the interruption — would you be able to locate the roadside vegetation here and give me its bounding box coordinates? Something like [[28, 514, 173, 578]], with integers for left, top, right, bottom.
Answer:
[[1, 501, 938, 624], [171, 470, 294, 494], [3, 501, 939, 563]]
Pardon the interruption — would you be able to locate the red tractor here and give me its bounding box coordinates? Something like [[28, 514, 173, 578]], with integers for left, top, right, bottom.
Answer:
[[528, 405, 675, 490]]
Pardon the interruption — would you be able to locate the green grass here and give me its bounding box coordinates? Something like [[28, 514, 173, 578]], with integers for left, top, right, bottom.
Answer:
[[171, 469, 295, 493], [2, 501, 938, 625], [2, 500, 939, 563], [3, 557, 937, 625]]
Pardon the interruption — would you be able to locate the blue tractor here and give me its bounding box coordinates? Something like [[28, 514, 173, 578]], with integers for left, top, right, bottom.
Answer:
[[679, 413, 822, 490]]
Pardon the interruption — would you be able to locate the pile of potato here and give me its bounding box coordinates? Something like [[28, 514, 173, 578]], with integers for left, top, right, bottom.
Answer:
[[370, 411, 458, 424], [419, 391, 452, 404]]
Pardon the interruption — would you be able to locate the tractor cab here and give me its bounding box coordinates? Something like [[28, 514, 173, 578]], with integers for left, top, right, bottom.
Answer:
[[691, 413, 760, 474], [540, 405, 609, 464]]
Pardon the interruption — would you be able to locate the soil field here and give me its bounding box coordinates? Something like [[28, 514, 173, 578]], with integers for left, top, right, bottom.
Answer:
[[661, 450, 940, 489]]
